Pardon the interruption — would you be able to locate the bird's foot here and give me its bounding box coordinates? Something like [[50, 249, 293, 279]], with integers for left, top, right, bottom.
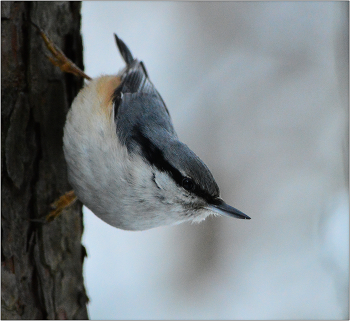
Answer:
[[31, 21, 92, 80], [46, 190, 78, 222]]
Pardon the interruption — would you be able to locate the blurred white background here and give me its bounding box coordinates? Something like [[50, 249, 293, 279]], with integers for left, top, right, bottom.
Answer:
[[80, 2, 349, 319]]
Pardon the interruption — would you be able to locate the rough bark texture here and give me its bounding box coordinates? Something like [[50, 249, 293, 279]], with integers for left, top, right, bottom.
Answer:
[[1, 2, 89, 319]]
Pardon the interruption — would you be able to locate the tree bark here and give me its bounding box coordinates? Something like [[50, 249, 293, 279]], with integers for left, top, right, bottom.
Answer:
[[1, 2, 89, 319]]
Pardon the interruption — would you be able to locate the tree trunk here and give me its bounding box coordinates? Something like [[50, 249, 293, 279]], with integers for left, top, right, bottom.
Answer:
[[1, 2, 89, 319]]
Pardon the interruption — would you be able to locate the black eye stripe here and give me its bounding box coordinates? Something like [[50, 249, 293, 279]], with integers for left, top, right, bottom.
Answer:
[[131, 127, 183, 184], [131, 127, 218, 204]]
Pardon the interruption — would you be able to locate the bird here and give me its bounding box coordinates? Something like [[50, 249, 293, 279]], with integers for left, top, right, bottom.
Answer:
[[34, 24, 250, 230]]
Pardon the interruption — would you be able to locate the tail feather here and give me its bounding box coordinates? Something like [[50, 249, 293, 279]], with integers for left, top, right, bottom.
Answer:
[[114, 34, 134, 65], [112, 34, 171, 121]]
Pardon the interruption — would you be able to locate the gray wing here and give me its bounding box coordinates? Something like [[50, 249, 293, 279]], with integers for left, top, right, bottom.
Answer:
[[115, 91, 177, 152], [113, 34, 176, 152]]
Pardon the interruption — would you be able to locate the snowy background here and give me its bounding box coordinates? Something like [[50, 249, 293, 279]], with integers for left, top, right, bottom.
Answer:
[[80, 2, 348, 319]]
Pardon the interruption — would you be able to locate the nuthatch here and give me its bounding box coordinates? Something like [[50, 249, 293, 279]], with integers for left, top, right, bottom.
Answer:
[[41, 29, 250, 230]]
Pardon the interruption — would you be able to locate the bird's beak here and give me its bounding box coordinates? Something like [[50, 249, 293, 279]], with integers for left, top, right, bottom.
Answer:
[[207, 198, 251, 220]]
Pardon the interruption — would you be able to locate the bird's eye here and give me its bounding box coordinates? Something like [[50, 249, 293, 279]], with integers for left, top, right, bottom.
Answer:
[[182, 177, 195, 191]]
